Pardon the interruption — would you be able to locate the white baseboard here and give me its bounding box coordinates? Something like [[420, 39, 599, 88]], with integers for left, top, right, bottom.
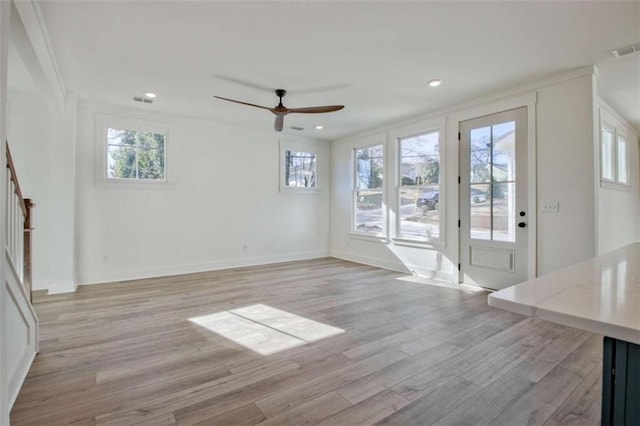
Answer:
[[77, 250, 330, 286], [32, 280, 48, 291], [47, 280, 78, 295], [329, 250, 454, 283]]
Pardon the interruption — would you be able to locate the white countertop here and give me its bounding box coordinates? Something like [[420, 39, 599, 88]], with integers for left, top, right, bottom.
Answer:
[[488, 243, 640, 344]]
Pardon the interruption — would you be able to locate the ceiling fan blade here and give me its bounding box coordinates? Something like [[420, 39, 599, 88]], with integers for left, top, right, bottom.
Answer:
[[287, 105, 345, 114], [211, 74, 274, 93], [214, 96, 274, 112], [274, 115, 284, 132]]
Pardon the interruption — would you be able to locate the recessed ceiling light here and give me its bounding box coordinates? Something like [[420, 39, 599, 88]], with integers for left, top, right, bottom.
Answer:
[[428, 79, 442, 87], [315, 125, 324, 130], [144, 92, 157, 98]]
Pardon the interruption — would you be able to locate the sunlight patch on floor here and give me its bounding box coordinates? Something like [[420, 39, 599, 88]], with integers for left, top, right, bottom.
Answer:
[[189, 304, 344, 356]]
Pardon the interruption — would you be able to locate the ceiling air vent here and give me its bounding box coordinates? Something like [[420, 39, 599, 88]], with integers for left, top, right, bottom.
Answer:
[[612, 42, 640, 58], [133, 96, 154, 104], [290, 126, 304, 131]]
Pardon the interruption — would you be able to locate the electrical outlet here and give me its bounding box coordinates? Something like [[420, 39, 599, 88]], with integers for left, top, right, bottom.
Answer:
[[542, 201, 559, 213]]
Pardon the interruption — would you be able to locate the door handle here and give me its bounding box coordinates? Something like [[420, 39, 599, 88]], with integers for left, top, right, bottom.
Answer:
[[518, 222, 527, 228]]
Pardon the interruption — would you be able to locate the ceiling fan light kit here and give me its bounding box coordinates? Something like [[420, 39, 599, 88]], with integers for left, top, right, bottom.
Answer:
[[214, 89, 344, 132]]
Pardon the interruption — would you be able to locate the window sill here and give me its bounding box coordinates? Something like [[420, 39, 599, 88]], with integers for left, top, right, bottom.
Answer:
[[600, 180, 631, 192], [95, 178, 176, 190], [349, 232, 388, 243], [279, 187, 322, 195], [391, 237, 444, 249]]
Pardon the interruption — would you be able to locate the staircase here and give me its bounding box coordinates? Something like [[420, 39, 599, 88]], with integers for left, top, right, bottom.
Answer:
[[4, 141, 39, 411]]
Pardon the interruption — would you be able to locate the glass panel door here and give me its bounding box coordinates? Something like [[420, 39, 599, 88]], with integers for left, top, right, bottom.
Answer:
[[459, 107, 528, 290], [469, 121, 516, 242]]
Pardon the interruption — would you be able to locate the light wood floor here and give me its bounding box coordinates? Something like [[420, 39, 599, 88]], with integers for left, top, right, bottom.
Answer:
[[11, 258, 602, 425]]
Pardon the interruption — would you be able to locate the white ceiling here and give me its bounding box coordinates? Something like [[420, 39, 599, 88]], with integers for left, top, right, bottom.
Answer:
[[26, 1, 640, 139]]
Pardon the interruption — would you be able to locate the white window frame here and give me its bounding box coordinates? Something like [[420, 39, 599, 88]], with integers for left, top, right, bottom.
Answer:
[[279, 138, 321, 194], [600, 108, 630, 190], [616, 132, 629, 185], [351, 138, 387, 239], [389, 118, 446, 246], [95, 113, 172, 187]]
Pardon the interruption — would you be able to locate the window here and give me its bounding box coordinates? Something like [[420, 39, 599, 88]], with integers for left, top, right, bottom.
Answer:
[[617, 134, 628, 184], [601, 124, 615, 181], [284, 150, 317, 188], [398, 131, 440, 240], [354, 144, 384, 234], [600, 113, 629, 187], [107, 128, 166, 180], [279, 139, 322, 193]]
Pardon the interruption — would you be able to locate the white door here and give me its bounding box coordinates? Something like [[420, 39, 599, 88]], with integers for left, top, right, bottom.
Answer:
[[459, 107, 528, 290]]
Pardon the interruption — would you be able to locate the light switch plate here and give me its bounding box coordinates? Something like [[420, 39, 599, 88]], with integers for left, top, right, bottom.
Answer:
[[542, 201, 559, 213]]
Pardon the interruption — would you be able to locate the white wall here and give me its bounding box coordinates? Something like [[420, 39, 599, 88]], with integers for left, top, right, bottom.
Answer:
[[596, 101, 640, 254], [75, 103, 331, 285], [330, 70, 597, 284], [6, 90, 55, 291], [6, 90, 77, 293], [535, 74, 595, 273]]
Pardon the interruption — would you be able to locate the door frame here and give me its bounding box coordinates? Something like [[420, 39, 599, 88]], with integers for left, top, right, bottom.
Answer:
[[447, 92, 538, 283]]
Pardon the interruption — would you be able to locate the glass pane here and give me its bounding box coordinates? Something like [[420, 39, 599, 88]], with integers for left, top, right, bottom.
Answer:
[[285, 151, 317, 188], [400, 155, 439, 186], [107, 128, 135, 147], [492, 121, 515, 140], [107, 145, 136, 179], [601, 127, 614, 180], [470, 126, 491, 183], [617, 137, 627, 184], [107, 128, 165, 180], [400, 131, 438, 157], [400, 186, 439, 239], [492, 121, 515, 182], [493, 182, 516, 242], [470, 183, 491, 240], [355, 189, 383, 233], [136, 131, 165, 150], [137, 148, 165, 180], [355, 145, 384, 189], [400, 132, 439, 187]]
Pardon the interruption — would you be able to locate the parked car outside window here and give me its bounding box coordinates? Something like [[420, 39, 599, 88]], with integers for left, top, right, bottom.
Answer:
[[416, 190, 439, 210], [416, 187, 487, 210]]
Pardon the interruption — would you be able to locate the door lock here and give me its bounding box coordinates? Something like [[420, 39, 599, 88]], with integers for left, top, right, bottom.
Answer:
[[518, 222, 527, 228]]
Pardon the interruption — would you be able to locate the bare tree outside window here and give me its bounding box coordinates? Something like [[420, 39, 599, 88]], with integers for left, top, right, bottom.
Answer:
[[285, 151, 317, 188]]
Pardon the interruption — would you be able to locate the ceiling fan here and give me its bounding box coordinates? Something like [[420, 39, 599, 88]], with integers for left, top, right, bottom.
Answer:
[[214, 89, 344, 132]]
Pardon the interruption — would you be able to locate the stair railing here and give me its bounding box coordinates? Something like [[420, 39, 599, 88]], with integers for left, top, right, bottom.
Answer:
[[5, 141, 34, 300]]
